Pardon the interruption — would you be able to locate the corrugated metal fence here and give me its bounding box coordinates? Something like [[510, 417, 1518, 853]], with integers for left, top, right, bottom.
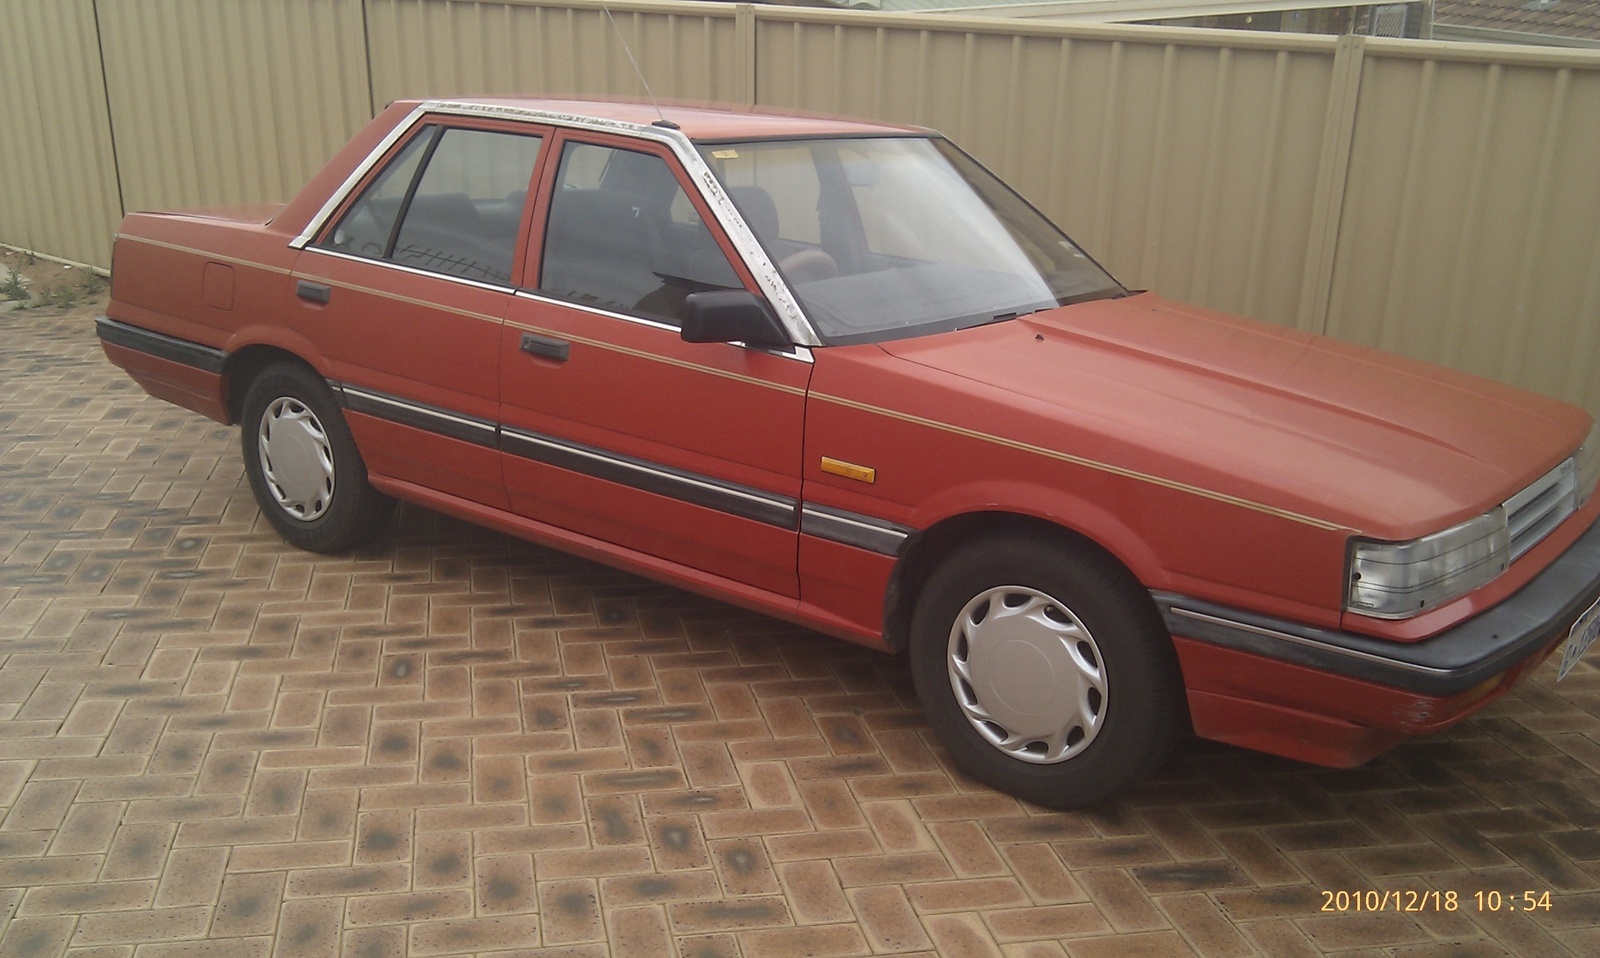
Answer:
[[2, 0, 1597, 413]]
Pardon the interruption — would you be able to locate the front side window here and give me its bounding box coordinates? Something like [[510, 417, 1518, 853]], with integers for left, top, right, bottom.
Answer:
[[701, 136, 1124, 344], [322, 126, 543, 286], [539, 142, 741, 326]]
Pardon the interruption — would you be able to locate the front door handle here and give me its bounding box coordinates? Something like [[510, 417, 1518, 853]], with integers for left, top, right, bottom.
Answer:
[[520, 332, 570, 362], [296, 280, 331, 304]]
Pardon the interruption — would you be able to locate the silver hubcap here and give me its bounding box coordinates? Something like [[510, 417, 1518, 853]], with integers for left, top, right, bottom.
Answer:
[[257, 397, 335, 521], [947, 586, 1107, 764]]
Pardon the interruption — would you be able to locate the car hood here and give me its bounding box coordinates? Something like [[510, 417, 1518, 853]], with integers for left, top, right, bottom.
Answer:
[[877, 293, 1590, 538]]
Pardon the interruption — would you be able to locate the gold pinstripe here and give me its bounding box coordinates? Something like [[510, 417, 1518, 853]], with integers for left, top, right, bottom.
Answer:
[[117, 234, 295, 275], [121, 237, 808, 395], [505, 319, 808, 396], [294, 273, 506, 325], [115, 236, 1331, 528], [812, 392, 1349, 532]]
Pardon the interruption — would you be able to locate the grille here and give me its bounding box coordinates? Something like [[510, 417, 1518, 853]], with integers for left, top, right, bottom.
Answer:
[[1504, 459, 1579, 561]]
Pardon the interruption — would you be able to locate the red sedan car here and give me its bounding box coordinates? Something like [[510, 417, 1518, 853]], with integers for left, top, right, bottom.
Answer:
[[98, 97, 1600, 806]]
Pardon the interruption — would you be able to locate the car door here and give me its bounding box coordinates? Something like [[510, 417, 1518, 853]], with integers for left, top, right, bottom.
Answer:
[[500, 132, 810, 597], [294, 119, 548, 510]]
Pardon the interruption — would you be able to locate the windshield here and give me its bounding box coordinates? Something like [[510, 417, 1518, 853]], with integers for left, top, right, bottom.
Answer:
[[698, 136, 1123, 345]]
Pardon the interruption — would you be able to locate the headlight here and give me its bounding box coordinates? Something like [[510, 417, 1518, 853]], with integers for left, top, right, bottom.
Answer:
[[1346, 510, 1510, 618], [1578, 421, 1600, 508]]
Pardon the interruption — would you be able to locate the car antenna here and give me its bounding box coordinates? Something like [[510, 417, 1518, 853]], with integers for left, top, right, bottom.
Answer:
[[601, 4, 679, 130]]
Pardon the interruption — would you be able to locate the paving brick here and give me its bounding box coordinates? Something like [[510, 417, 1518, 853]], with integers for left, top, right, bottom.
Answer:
[[70, 907, 212, 946], [19, 882, 155, 916], [1065, 930, 1200, 958], [922, 912, 1006, 958], [413, 832, 473, 889], [1077, 868, 1168, 933], [474, 853, 538, 915], [408, 915, 540, 955], [210, 871, 285, 938], [849, 885, 934, 952], [604, 905, 673, 956], [0, 916, 76, 958], [907, 877, 1031, 914], [535, 878, 603, 944], [709, 838, 780, 896], [283, 863, 409, 899], [1157, 893, 1255, 958], [343, 890, 474, 926]]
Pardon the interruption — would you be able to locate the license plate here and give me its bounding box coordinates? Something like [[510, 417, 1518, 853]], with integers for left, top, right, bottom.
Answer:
[[1558, 596, 1600, 681]]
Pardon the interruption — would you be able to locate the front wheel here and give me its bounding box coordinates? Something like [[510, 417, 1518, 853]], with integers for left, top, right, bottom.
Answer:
[[240, 363, 393, 553], [910, 535, 1184, 808]]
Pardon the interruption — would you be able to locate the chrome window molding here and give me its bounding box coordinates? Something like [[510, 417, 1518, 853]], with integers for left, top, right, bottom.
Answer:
[[289, 99, 823, 347], [292, 103, 431, 250], [511, 289, 815, 364], [514, 289, 682, 335], [302, 246, 519, 295], [667, 142, 820, 347]]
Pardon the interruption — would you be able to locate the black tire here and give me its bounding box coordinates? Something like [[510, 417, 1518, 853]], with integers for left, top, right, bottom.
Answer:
[[909, 534, 1184, 808], [240, 363, 394, 553]]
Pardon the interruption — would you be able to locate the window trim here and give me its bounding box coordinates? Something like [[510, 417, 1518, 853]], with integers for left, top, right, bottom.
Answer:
[[532, 132, 750, 329], [310, 122, 547, 289], [290, 101, 824, 347], [376, 124, 443, 261]]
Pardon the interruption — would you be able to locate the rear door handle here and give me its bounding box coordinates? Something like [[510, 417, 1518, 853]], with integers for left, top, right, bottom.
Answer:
[[296, 280, 331, 304], [520, 332, 570, 362]]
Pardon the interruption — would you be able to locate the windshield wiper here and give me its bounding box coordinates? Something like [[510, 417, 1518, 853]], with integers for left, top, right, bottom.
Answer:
[[977, 304, 1053, 327]]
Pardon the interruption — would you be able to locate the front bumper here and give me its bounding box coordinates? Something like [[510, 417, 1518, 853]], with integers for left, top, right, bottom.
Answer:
[[1157, 514, 1600, 766]]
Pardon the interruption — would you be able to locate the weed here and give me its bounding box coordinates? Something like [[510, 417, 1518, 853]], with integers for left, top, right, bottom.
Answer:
[[25, 283, 80, 310], [46, 284, 80, 309], [1, 269, 27, 302]]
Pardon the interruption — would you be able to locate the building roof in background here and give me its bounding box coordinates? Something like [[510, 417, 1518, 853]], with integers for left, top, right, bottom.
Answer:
[[1433, 0, 1600, 41], [854, 0, 1389, 15]]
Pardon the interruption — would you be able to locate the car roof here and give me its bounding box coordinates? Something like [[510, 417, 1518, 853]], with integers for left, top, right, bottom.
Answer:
[[400, 96, 930, 141]]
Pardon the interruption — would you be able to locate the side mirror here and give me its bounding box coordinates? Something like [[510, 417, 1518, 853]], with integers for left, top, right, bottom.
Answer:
[[681, 290, 790, 348]]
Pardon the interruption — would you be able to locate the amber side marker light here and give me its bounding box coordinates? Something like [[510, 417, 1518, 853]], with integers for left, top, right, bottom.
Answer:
[[821, 457, 876, 484]]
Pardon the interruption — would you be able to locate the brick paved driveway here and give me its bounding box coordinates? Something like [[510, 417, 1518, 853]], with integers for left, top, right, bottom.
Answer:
[[3, 308, 1599, 957]]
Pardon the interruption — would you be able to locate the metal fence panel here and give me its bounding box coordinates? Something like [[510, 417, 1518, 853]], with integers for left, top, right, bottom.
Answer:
[[96, 0, 370, 218], [0, 0, 122, 268], [1326, 40, 1600, 413], [365, 0, 746, 107]]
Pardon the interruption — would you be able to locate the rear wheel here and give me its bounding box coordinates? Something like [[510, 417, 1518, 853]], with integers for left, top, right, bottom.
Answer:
[[240, 363, 393, 553], [910, 534, 1183, 807]]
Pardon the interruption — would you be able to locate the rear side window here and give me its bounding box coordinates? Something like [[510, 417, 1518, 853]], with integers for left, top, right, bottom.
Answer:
[[322, 126, 542, 286]]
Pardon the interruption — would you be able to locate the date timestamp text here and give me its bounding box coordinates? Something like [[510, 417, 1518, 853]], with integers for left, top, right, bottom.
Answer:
[[1320, 890, 1552, 913]]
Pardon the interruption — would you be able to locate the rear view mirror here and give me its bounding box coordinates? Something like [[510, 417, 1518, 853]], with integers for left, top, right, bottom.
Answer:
[[681, 290, 790, 348]]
